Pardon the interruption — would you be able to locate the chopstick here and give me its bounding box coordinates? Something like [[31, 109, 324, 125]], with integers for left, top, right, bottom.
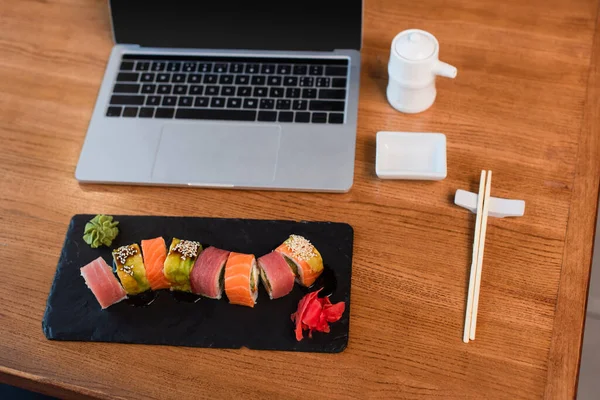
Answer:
[[463, 170, 487, 343], [469, 170, 492, 340]]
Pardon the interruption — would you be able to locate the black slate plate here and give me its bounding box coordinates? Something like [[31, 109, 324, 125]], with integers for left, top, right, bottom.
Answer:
[[42, 215, 353, 353]]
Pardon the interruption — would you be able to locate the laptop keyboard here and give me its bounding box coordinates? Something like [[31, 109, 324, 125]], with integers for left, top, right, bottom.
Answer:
[[106, 55, 349, 124]]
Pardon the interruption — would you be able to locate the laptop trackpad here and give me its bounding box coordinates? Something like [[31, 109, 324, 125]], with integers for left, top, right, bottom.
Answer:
[[152, 123, 281, 185]]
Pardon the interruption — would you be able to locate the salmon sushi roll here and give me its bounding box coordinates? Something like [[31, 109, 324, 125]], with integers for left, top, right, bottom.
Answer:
[[275, 234, 324, 287], [224, 252, 259, 307], [141, 237, 170, 290], [112, 244, 151, 295], [163, 238, 202, 292], [257, 251, 295, 299], [190, 246, 230, 299]]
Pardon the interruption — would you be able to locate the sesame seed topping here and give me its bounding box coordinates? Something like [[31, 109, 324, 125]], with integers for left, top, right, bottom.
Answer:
[[285, 235, 316, 261], [172, 240, 200, 260], [114, 245, 137, 265]]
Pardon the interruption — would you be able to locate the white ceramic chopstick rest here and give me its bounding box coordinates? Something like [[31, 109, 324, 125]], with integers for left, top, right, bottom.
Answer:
[[454, 189, 525, 218]]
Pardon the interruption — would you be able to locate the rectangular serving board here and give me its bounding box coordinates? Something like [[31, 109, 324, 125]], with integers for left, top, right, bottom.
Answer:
[[42, 215, 353, 353]]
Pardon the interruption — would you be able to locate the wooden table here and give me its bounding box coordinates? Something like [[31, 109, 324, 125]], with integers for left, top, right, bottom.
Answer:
[[1, 0, 599, 398]]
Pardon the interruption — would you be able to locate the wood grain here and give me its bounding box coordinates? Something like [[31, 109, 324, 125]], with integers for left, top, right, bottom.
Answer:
[[0, 0, 598, 398]]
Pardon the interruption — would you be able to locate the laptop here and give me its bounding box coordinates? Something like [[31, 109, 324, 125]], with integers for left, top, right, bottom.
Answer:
[[75, 0, 362, 192]]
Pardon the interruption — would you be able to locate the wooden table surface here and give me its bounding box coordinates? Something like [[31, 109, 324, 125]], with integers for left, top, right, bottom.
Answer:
[[1, 0, 599, 399]]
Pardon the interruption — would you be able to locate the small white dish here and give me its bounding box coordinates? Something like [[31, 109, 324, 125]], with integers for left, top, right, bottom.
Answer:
[[376, 131, 447, 180]]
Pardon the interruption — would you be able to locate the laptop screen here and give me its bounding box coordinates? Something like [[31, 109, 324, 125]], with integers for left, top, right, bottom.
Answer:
[[110, 0, 362, 51]]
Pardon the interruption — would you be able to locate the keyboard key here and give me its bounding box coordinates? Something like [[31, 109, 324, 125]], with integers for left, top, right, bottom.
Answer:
[[245, 64, 259, 74], [261, 64, 276, 74], [332, 78, 347, 88], [259, 99, 275, 109], [120, 61, 134, 71], [270, 87, 284, 98], [235, 75, 250, 85], [194, 97, 209, 107], [299, 77, 314, 87], [141, 73, 155, 82], [258, 111, 277, 122], [190, 85, 204, 95], [187, 74, 202, 84], [114, 83, 140, 93], [172, 74, 186, 83], [141, 84, 156, 94], [237, 86, 252, 97], [286, 88, 301, 98], [312, 112, 327, 123], [158, 84, 172, 94], [178, 96, 193, 107], [198, 63, 212, 73], [277, 65, 291, 75], [283, 77, 298, 86], [276, 99, 291, 110], [106, 106, 122, 117], [167, 62, 181, 72], [176, 108, 257, 121], [174, 85, 188, 95], [292, 99, 308, 110], [211, 97, 225, 108], [156, 73, 170, 83], [230, 63, 244, 73], [310, 100, 344, 112], [214, 63, 228, 73], [135, 62, 150, 71], [243, 98, 258, 109], [293, 65, 308, 75], [219, 75, 233, 84], [278, 111, 294, 122], [251, 76, 266, 85], [151, 62, 166, 72], [253, 87, 268, 97], [182, 62, 196, 72], [139, 107, 155, 118], [221, 86, 235, 96], [155, 108, 175, 118], [295, 112, 310, 122], [110, 95, 145, 105], [316, 77, 331, 87], [117, 72, 139, 82], [123, 107, 138, 117], [325, 66, 348, 76], [309, 65, 324, 75], [206, 86, 219, 96], [162, 96, 177, 106], [319, 89, 346, 99], [204, 74, 218, 84], [146, 96, 161, 106], [267, 76, 282, 86], [227, 98, 242, 108], [329, 113, 344, 123], [302, 88, 317, 99]]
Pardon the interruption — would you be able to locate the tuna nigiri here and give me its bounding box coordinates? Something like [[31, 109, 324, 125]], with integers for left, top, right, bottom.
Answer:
[[224, 252, 258, 307], [275, 234, 324, 287], [257, 251, 295, 299], [141, 237, 170, 290], [112, 244, 151, 295], [190, 246, 230, 299], [163, 238, 202, 292], [80, 257, 127, 309]]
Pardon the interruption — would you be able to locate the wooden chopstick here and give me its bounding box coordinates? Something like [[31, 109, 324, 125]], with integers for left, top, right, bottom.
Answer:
[[463, 170, 487, 343], [469, 170, 492, 340]]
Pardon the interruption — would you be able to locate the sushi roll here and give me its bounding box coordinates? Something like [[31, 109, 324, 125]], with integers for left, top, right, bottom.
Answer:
[[80, 257, 127, 309], [190, 246, 230, 299], [257, 251, 295, 299], [224, 252, 259, 307], [112, 244, 151, 295], [141, 237, 170, 291], [163, 238, 202, 292], [275, 234, 323, 287]]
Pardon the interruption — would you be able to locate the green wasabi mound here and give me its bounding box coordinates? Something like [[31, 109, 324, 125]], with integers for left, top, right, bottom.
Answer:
[[83, 214, 119, 248]]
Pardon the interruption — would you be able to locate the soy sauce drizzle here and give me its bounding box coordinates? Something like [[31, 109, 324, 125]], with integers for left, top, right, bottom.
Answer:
[[125, 290, 157, 307], [304, 264, 337, 298], [171, 291, 202, 303]]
